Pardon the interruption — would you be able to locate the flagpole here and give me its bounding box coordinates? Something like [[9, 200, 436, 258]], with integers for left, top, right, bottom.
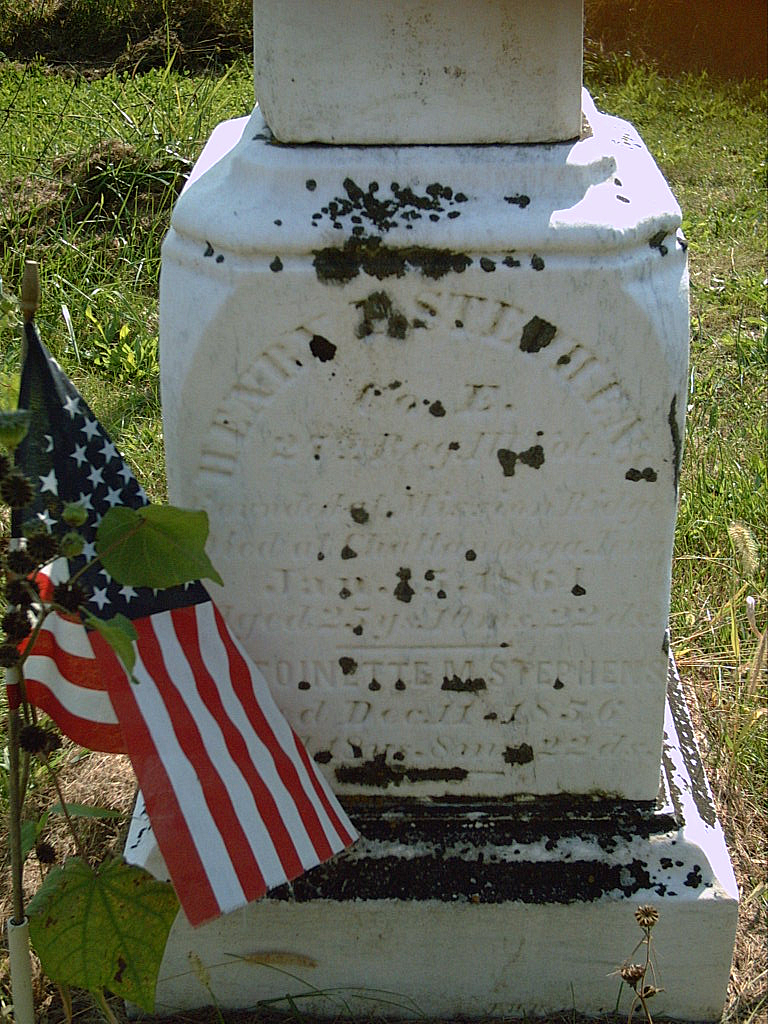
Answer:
[[5, 262, 41, 1024]]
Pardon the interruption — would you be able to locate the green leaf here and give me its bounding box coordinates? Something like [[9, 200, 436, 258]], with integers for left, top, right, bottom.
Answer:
[[83, 612, 137, 676], [28, 857, 179, 1012], [95, 505, 224, 589], [20, 820, 41, 862], [49, 802, 125, 821]]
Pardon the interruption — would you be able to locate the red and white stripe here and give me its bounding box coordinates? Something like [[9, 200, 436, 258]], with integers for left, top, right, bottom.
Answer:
[[93, 601, 356, 925]]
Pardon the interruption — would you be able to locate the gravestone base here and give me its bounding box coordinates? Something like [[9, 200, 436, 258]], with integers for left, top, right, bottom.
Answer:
[[128, 663, 737, 1018]]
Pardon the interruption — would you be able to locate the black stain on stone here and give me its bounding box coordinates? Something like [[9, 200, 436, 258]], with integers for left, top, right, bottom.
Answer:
[[480, 257, 496, 272], [571, 584, 586, 596], [465, 549, 476, 561], [394, 567, 415, 603], [497, 444, 544, 477], [314, 235, 471, 283], [350, 744, 363, 758], [504, 743, 534, 765], [339, 657, 358, 675], [203, 241, 214, 257], [350, 505, 369, 523], [369, 679, 381, 692], [335, 753, 468, 788], [530, 254, 545, 270], [215, 254, 225, 264], [625, 467, 658, 482], [395, 679, 406, 691], [649, 229, 668, 256], [484, 712, 498, 720], [274, 219, 282, 226], [309, 334, 337, 361], [684, 864, 703, 889], [669, 394, 682, 496], [313, 750, 332, 764], [617, 195, 630, 203], [298, 680, 310, 691], [425, 570, 435, 581], [429, 400, 446, 417], [437, 589, 446, 599], [504, 194, 530, 208], [503, 254, 521, 268], [553, 678, 565, 690], [305, 179, 317, 191], [449, 441, 460, 450], [341, 545, 357, 559], [557, 354, 571, 365], [317, 552, 324, 560], [442, 675, 486, 692], [520, 316, 557, 353], [269, 256, 283, 272], [353, 625, 363, 636]]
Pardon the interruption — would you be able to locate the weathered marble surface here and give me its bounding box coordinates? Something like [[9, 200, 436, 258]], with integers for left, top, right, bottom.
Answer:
[[159, 93, 689, 803], [252, 0, 583, 143]]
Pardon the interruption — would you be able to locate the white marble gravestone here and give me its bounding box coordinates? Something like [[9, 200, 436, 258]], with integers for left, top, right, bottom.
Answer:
[[134, 2, 738, 1017]]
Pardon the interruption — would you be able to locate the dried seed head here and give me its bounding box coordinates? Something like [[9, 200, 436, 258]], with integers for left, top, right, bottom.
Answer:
[[4, 578, 35, 608], [0, 452, 11, 480], [6, 548, 36, 575], [620, 962, 645, 989], [35, 841, 56, 865], [0, 471, 34, 509], [635, 904, 659, 929], [52, 581, 87, 615], [0, 643, 21, 668], [26, 531, 59, 565], [1, 608, 31, 643], [728, 520, 759, 577], [19, 724, 61, 755]]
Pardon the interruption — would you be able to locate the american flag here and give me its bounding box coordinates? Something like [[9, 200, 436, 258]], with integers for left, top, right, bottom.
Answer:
[[9, 320, 356, 925]]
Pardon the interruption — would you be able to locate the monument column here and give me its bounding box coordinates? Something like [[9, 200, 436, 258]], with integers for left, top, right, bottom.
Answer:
[[137, 1, 738, 1015]]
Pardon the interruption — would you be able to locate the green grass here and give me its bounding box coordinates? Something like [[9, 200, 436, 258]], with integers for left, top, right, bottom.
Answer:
[[0, 19, 766, 1023]]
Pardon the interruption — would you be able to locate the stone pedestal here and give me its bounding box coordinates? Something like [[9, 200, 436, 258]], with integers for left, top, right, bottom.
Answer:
[[142, 90, 738, 1016]]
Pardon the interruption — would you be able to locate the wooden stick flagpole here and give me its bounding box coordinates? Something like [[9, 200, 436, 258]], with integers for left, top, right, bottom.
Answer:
[[5, 260, 40, 1024]]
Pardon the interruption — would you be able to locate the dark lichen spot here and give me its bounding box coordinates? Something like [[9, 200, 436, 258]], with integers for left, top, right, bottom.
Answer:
[[314, 750, 332, 764], [215, 254, 225, 264], [369, 679, 381, 692], [520, 316, 557, 353], [553, 678, 564, 690], [626, 467, 658, 482], [314, 235, 471, 283], [455, 192, 468, 203], [448, 441, 460, 451], [388, 312, 409, 339], [305, 179, 317, 191], [442, 674, 486, 692], [448, 210, 460, 219], [388, 380, 402, 389], [394, 567, 415, 603], [309, 334, 337, 362], [669, 395, 682, 495], [617, 195, 630, 204], [350, 505, 369, 524], [571, 584, 586, 597], [317, 552, 324, 560], [480, 257, 496, 272], [274, 219, 282, 226], [429, 400, 446, 417], [649, 230, 668, 255], [684, 865, 703, 889], [339, 657, 358, 676], [530, 254, 545, 271], [203, 241, 214, 257], [425, 570, 435, 581], [298, 680, 310, 691], [339, 587, 351, 599], [465, 549, 476, 561], [504, 193, 530, 208], [269, 256, 283, 272], [395, 679, 406, 691], [504, 743, 534, 766], [557, 354, 571, 365], [484, 712, 498, 720], [519, 445, 545, 469], [503, 254, 521, 268], [437, 589, 446, 599], [392, 751, 405, 761], [353, 625, 363, 636], [341, 545, 357, 560]]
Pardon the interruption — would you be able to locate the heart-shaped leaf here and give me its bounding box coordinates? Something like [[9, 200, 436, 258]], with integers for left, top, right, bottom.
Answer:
[[95, 505, 223, 589], [28, 857, 179, 1011]]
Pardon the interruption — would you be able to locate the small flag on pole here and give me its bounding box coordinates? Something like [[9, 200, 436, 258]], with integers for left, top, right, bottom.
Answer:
[[10, 320, 356, 926]]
